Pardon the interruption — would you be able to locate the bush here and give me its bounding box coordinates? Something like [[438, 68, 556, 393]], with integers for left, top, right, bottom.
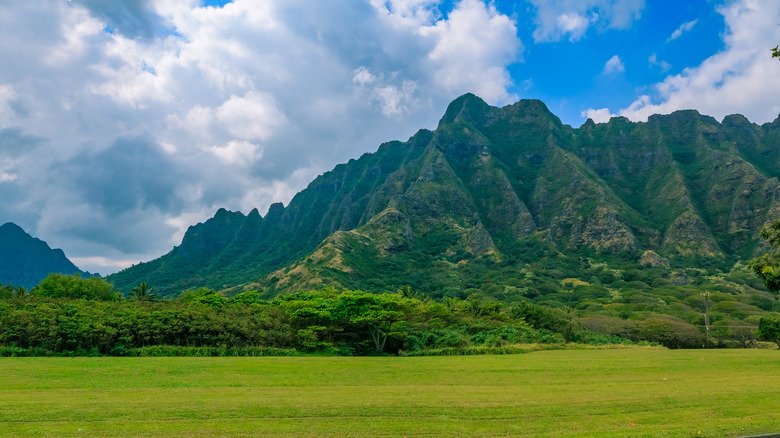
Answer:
[[33, 274, 119, 301], [634, 315, 704, 349]]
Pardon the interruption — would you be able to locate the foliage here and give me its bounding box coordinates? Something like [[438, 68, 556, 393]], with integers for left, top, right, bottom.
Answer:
[[179, 287, 228, 307], [108, 96, 780, 309], [0, 283, 28, 299], [756, 316, 780, 347], [749, 220, 780, 291], [32, 274, 119, 301], [0, 288, 583, 356], [129, 281, 158, 301]]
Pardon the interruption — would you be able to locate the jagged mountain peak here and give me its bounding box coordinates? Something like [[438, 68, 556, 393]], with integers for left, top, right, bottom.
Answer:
[[438, 93, 490, 126], [0, 222, 27, 238], [0, 222, 88, 288], [108, 95, 780, 298]]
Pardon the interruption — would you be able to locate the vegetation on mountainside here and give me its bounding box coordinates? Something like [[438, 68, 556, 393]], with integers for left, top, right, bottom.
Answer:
[[749, 220, 780, 291], [108, 95, 780, 308], [8, 97, 780, 356]]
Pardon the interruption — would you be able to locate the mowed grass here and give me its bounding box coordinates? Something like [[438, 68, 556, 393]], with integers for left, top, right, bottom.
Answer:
[[0, 349, 778, 437]]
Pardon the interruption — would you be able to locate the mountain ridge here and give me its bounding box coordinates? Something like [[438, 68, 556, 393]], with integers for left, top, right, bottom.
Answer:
[[108, 94, 780, 298], [0, 222, 89, 288]]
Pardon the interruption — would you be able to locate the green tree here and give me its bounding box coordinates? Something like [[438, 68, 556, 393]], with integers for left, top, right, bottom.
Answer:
[[748, 221, 780, 292], [230, 290, 261, 304], [179, 287, 227, 307], [756, 316, 780, 347], [0, 284, 22, 299], [33, 274, 119, 301], [773, 45, 779, 61], [398, 285, 417, 298], [130, 282, 158, 301], [334, 291, 407, 353]]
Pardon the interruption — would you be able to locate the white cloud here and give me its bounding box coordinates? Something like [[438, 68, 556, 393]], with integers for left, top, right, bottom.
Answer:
[[648, 53, 671, 72], [619, 0, 780, 124], [555, 13, 592, 41], [419, 0, 521, 104], [216, 92, 287, 141], [603, 55, 625, 75], [0, 85, 16, 125], [0, 0, 524, 273], [352, 66, 418, 116], [529, 0, 645, 42], [352, 66, 377, 86], [581, 107, 616, 123], [207, 140, 263, 166], [43, 6, 105, 65], [370, 0, 441, 25], [0, 172, 18, 183], [667, 19, 697, 42], [69, 256, 142, 275]]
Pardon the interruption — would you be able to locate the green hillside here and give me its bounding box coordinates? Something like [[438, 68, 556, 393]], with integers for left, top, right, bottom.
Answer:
[[108, 94, 780, 328]]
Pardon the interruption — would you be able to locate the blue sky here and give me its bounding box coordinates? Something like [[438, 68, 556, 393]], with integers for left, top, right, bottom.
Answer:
[[505, 0, 727, 123], [0, 0, 779, 273]]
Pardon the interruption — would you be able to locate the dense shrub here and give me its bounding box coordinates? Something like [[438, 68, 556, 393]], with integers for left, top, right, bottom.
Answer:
[[0, 289, 576, 356]]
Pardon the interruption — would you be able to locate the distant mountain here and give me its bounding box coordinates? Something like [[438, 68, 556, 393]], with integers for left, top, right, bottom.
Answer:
[[108, 94, 780, 298], [0, 222, 88, 288]]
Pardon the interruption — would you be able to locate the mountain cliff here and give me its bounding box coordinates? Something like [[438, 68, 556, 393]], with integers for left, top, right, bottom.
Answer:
[[0, 222, 88, 288], [108, 94, 780, 298]]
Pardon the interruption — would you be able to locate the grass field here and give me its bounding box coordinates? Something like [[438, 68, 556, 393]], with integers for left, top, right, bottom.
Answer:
[[0, 348, 778, 437]]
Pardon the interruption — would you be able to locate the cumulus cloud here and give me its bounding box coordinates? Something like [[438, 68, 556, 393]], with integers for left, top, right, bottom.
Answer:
[[62, 134, 184, 216], [216, 92, 287, 141], [667, 19, 697, 42], [71, 0, 166, 41], [648, 53, 671, 72], [581, 107, 616, 123], [0, 0, 523, 273], [419, 0, 521, 104], [352, 66, 419, 116], [619, 0, 780, 123], [529, 0, 645, 42], [603, 55, 625, 75], [207, 140, 264, 166]]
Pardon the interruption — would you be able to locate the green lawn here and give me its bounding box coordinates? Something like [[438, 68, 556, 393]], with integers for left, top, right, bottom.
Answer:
[[0, 349, 778, 437]]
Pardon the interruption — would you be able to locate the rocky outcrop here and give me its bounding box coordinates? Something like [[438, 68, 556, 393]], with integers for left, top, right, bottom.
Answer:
[[640, 250, 670, 268]]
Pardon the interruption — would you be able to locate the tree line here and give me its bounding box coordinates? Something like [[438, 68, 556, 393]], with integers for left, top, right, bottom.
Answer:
[[0, 275, 573, 356], [1, 272, 777, 356]]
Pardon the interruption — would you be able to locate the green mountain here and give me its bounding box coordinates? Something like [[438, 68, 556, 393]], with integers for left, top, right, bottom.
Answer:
[[109, 94, 780, 302], [0, 222, 88, 288]]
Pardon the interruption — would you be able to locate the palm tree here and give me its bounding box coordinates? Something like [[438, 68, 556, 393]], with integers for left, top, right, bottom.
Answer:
[[130, 281, 158, 301], [398, 285, 417, 298]]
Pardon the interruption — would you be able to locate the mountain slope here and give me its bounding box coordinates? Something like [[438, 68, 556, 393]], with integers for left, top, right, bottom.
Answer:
[[108, 94, 780, 298], [0, 222, 88, 288]]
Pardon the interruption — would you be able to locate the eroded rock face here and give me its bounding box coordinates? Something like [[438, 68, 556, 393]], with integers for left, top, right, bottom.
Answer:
[[640, 250, 670, 268], [662, 211, 722, 257], [579, 207, 636, 253]]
